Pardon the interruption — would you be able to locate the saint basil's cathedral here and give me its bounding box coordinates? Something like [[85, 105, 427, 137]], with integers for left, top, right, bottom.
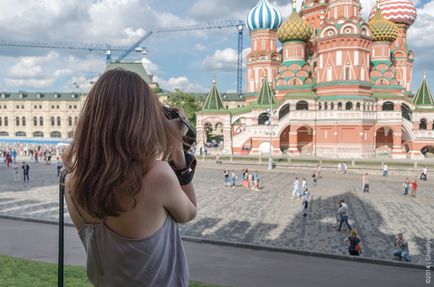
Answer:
[[196, 0, 434, 159]]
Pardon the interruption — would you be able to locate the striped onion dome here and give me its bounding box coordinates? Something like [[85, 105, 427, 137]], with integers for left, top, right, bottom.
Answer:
[[277, 5, 312, 43], [369, 0, 417, 26], [368, 2, 399, 42], [247, 0, 282, 31]]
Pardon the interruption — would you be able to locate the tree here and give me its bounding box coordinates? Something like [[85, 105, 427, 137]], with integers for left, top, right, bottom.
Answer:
[[166, 89, 204, 127]]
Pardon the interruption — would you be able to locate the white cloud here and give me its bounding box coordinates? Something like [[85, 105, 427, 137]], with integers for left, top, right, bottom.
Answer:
[[154, 76, 207, 93], [64, 75, 98, 92], [194, 43, 207, 52], [141, 57, 159, 75], [202, 48, 250, 72], [7, 52, 59, 79], [5, 78, 55, 89]]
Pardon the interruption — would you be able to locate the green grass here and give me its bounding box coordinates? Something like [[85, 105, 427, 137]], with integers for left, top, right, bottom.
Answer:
[[0, 255, 221, 287]]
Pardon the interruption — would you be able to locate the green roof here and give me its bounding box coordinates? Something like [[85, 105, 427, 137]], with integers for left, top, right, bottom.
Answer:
[[202, 80, 225, 111], [106, 62, 153, 84], [413, 73, 434, 106], [0, 92, 81, 101], [256, 78, 275, 105]]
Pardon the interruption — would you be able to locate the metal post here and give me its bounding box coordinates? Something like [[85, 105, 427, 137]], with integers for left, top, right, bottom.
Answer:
[[268, 105, 273, 170]]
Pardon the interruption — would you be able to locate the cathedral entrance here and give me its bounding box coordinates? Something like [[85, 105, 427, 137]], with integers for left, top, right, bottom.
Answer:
[[279, 125, 291, 153], [375, 127, 393, 153], [297, 126, 313, 154]]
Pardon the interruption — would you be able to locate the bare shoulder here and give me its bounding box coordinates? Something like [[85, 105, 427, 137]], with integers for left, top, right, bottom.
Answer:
[[143, 161, 178, 194]]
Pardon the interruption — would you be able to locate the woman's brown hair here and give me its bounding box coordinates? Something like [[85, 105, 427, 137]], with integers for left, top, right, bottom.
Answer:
[[64, 68, 180, 218]]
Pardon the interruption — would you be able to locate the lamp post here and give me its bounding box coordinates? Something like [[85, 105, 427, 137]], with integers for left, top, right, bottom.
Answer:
[[267, 107, 273, 170]]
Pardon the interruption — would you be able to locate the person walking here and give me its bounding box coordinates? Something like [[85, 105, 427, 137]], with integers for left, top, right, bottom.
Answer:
[[311, 171, 317, 187], [301, 190, 309, 216], [292, 177, 300, 199], [230, 171, 237, 189], [362, 173, 369, 193], [242, 169, 249, 189], [393, 233, 411, 262], [411, 178, 418, 198], [345, 229, 361, 256], [383, 163, 388, 176], [57, 157, 63, 177], [253, 171, 260, 190], [337, 200, 352, 232], [22, 162, 30, 182], [12, 149, 17, 164], [63, 69, 197, 286], [420, 167, 428, 181], [12, 163, 19, 182], [402, 177, 410, 195], [301, 177, 308, 194], [223, 169, 230, 187]]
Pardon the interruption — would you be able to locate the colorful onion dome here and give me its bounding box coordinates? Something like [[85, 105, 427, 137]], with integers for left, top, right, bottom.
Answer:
[[368, 2, 399, 42], [277, 3, 312, 43], [247, 0, 282, 31], [369, 0, 417, 27]]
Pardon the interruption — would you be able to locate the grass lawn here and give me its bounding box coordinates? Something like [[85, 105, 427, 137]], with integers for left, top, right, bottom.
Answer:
[[0, 255, 221, 287]]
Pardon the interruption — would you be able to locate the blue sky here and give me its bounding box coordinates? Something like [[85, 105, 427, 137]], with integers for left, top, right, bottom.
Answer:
[[0, 0, 432, 94]]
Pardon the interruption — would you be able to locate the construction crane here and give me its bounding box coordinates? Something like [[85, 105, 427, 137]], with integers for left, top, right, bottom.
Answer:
[[0, 20, 246, 94]]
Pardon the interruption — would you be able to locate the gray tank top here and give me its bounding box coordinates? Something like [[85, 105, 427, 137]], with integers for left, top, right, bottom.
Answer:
[[78, 215, 189, 287]]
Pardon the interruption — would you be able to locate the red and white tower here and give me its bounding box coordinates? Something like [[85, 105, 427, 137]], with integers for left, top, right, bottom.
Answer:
[[246, 0, 282, 96]]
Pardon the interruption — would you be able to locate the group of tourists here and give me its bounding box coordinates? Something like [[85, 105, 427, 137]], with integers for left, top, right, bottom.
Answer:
[[401, 177, 418, 197], [222, 168, 260, 190]]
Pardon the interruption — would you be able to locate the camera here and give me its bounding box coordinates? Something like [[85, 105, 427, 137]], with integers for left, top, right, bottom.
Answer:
[[162, 106, 196, 151]]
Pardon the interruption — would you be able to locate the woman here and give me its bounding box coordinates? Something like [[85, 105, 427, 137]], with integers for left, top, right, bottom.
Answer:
[[63, 69, 197, 287], [345, 229, 361, 256]]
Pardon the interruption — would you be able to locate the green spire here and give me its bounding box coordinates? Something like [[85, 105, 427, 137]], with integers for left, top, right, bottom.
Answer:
[[256, 75, 275, 105], [413, 72, 434, 106], [202, 80, 225, 111]]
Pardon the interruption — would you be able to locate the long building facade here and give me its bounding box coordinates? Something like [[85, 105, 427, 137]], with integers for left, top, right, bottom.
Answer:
[[197, 0, 434, 159]]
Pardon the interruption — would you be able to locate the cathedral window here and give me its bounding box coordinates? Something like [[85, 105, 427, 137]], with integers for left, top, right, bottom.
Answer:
[[382, 102, 394, 111], [258, 113, 270, 125], [344, 66, 351, 80], [278, 104, 290, 120], [319, 103, 322, 110], [356, 103, 361, 110], [338, 102, 343, 110], [419, 119, 427, 130], [330, 103, 334, 110], [296, 101, 309, 111], [345, 102, 353, 110], [324, 102, 328, 110]]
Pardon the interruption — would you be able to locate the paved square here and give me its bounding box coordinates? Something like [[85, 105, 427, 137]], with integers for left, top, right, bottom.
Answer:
[[0, 159, 432, 264]]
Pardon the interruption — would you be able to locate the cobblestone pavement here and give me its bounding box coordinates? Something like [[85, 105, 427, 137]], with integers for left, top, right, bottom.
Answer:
[[0, 159, 432, 265]]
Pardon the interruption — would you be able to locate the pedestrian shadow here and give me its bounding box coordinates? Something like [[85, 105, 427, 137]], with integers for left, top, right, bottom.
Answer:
[[181, 192, 430, 265]]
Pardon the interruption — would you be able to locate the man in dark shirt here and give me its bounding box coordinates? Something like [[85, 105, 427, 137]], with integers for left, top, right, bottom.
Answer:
[[22, 162, 30, 182]]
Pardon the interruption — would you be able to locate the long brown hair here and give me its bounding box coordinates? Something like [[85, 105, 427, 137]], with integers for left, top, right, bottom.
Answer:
[[64, 68, 180, 218]]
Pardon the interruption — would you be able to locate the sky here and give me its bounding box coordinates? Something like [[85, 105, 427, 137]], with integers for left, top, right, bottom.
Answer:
[[0, 0, 433, 94]]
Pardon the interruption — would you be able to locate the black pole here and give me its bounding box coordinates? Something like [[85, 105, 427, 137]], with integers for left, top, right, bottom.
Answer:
[[58, 171, 65, 287]]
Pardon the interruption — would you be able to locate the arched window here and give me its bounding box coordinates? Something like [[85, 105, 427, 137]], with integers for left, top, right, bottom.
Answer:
[[401, 103, 412, 121], [356, 102, 361, 110], [68, 116, 72, 126], [33, 131, 44, 137], [296, 101, 309, 110], [51, 117, 55, 126], [51, 131, 61, 138], [4, 117, 8, 126], [0, 132, 8, 136], [319, 103, 322, 110], [382, 101, 394, 111], [419, 118, 427, 130], [16, 116, 20, 126], [57, 116, 61, 126], [363, 103, 366, 111], [15, 131, 26, 137], [39, 116, 43, 126], [278, 104, 290, 120], [324, 102, 328, 110], [338, 102, 342, 110], [22, 117, 26, 126], [345, 102, 353, 110], [258, 112, 270, 125], [33, 117, 37, 126]]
